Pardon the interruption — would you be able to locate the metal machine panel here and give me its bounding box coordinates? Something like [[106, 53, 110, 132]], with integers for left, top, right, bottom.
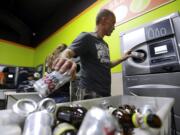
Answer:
[[121, 12, 180, 135]]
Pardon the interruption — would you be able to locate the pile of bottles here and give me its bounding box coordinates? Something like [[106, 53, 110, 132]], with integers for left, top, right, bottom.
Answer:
[[107, 104, 162, 135], [53, 104, 162, 135]]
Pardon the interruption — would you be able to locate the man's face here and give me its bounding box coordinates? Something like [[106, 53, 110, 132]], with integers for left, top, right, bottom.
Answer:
[[103, 15, 116, 36]]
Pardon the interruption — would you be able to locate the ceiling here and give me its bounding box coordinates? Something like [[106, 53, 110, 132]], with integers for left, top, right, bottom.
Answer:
[[0, 0, 97, 47]]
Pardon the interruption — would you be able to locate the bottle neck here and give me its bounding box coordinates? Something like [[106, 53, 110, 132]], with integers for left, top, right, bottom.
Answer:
[[132, 113, 162, 129]]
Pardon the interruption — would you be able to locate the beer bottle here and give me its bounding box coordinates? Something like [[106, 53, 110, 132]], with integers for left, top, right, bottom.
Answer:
[[118, 104, 136, 115], [109, 105, 162, 135], [132, 112, 162, 129], [111, 108, 134, 135], [56, 106, 87, 129]]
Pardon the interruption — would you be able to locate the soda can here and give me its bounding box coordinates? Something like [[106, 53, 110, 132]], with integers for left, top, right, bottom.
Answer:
[[23, 110, 54, 135], [0, 99, 37, 127], [33, 71, 71, 98], [0, 125, 21, 135], [13, 98, 38, 117], [131, 51, 145, 59], [38, 98, 56, 113], [77, 107, 120, 135]]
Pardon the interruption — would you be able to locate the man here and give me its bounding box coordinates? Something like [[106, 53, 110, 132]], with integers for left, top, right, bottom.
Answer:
[[52, 9, 131, 100]]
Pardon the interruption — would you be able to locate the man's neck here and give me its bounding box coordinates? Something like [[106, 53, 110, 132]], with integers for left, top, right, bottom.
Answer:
[[95, 27, 104, 38]]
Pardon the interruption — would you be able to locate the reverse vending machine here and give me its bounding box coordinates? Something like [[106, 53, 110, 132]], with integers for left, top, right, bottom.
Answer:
[[121, 12, 180, 135]]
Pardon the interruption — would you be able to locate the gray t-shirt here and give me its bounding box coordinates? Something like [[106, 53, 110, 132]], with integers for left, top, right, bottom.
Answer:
[[69, 32, 111, 96]]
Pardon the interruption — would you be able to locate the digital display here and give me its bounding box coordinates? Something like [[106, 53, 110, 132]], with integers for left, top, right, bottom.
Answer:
[[154, 45, 168, 55], [149, 39, 175, 58]]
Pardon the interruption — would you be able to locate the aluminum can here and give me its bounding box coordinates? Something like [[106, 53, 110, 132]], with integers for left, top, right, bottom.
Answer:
[[0, 125, 21, 135], [38, 98, 56, 113], [131, 51, 145, 59], [34, 71, 71, 98], [23, 110, 54, 135], [77, 107, 119, 135], [13, 98, 38, 117], [0, 98, 37, 127]]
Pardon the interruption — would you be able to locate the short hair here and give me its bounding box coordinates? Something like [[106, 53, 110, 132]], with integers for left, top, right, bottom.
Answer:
[[96, 9, 115, 25]]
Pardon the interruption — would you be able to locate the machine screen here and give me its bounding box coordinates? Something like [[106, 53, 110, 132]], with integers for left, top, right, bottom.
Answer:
[[154, 45, 168, 55], [149, 39, 175, 57]]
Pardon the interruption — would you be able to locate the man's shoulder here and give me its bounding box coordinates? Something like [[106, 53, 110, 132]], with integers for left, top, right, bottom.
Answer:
[[78, 32, 93, 38], [73, 32, 94, 42]]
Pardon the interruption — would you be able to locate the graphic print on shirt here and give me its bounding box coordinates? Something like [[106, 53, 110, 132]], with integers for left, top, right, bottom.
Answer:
[[95, 42, 110, 64]]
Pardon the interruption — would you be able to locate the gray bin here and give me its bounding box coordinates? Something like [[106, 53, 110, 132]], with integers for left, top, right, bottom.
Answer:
[[56, 95, 174, 135]]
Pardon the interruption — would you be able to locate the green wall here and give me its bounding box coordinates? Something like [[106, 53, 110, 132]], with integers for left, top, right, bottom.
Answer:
[[34, 1, 109, 67], [1, 0, 179, 71], [0, 40, 35, 67], [34, 0, 180, 73]]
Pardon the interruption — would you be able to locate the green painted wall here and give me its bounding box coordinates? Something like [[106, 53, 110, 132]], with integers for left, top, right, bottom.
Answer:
[[1, 0, 179, 70], [0, 40, 35, 67], [33, 0, 180, 73], [34, 1, 109, 67]]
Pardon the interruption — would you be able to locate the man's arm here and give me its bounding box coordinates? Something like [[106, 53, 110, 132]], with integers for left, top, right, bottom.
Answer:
[[110, 50, 132, 68], [110, 57, 127, 68]]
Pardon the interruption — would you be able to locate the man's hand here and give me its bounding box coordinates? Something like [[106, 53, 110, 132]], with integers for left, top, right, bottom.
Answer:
[[122, 50, 132, 61], [52, 57, 77, 80]]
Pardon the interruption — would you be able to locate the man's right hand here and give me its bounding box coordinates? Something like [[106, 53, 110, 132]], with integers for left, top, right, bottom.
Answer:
[[52, 49, 77, 80]]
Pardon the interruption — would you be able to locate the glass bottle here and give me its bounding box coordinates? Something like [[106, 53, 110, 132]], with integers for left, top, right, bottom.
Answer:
[[109, 105, 162, 135], [56, 106, 87, 129]]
